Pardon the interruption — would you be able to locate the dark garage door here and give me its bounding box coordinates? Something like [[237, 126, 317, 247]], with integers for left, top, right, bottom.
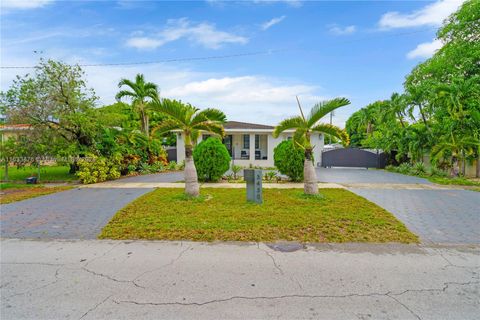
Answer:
[[321, 148, 386, 168]]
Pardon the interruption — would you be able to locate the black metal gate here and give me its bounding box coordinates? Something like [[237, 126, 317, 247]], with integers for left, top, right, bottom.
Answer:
[[321, 148, 386, 168]]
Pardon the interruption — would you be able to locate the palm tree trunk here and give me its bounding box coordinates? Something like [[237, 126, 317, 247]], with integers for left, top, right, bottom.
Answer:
[[140, 110, 149, 138], [304, 148, 318, 195], [184, 144, 200, 197], [450, 157, 459, 177]]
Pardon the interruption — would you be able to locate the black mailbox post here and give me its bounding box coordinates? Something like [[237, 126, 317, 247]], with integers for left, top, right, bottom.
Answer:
[[244, 169, 262, 204]]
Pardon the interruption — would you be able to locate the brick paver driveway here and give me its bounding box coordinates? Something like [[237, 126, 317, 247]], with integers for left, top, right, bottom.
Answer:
[[317, 168, 480, 244], [0, 172, 183, 239]]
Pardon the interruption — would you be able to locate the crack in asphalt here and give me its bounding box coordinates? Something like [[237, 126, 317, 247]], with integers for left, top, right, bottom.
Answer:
[[386, 294, 421, 320], [81, 267, 145, 289], [111, 280, 479, 309], [83, 242, 122, 268], [1, 262, 65, 266], [257, 244, 284, 275], [78, 295, 112, 320], [79, 246, 193, 289], [5, 266, 63, 298], [132, 245, 192, 287], [434, 249, 480, 271]]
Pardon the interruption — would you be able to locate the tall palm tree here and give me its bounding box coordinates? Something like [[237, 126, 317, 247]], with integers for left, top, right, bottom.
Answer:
[[273, 97, 350, 195], [152, 99, 226, 197], [387, 93, 407, 128], [116, 74, 159, 137]]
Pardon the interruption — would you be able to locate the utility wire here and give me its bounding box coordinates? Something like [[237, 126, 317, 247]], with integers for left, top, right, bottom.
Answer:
[[0, 28, 436, 69]]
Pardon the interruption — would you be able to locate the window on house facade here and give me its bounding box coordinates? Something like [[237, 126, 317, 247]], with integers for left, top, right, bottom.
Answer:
[[243, 134, 250, 149], [255, 135, 259, 149], [223, 135, 233, 156]]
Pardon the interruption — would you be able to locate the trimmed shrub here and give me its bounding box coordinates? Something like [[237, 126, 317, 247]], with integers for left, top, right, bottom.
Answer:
[[274, 140, 305, 182], [193, 138, 230, 182]]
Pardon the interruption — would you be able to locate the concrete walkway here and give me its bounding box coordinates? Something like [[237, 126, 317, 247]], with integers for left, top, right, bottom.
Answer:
[[1, 239, 479, 320]]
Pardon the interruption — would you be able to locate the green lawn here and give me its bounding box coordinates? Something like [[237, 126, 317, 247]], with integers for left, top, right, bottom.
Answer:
[[0, 183, 73, 204], [99, 188, 418, 243], [0, 165, 76, 182]]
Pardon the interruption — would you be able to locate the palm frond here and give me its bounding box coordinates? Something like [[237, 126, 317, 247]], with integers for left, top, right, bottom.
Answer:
[[192, 108, 227, 125], [191, 129, 200, 144], [151, 119, 183, 136], [307, 98, 350, 127], [117, 78, 137, 90], [115, 90, 136, 101], [292, 128, 307, 149], [194, 123, 225, 137], [153, 99, 189, 125], [273, 116, 304, 138], [311, 123, 350, 146]]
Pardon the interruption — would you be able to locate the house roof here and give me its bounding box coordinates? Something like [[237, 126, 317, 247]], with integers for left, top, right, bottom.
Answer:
[[224, 121, 274, 130]]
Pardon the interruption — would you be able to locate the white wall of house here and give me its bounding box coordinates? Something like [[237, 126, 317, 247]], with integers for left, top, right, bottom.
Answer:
[[176, 130, 324, 168]]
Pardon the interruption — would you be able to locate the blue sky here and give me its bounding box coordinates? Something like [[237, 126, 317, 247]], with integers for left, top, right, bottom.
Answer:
[[0, 0, 464, 127]]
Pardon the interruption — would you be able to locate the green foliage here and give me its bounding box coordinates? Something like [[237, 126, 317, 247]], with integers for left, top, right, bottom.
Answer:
[[116, 74, 159, 137], [397, 163, 413, 175], [193, 138, 230, 182], [428, 166, 448, 178], [411, 162, 426, 175], [345, 1, 480, 175], [167, 161, 178, 170], [231, 164, 243, 180], [264, 171, 278, 181], [274, 140, 305, 182], [1, 59, 100, 154], [76, 155, 121, 184]]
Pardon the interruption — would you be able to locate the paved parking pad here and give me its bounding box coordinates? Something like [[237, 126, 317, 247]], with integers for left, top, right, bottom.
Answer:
[[0, 172, 183, 239], [350, 188, 480, 244], [316, 167, 431, 184]]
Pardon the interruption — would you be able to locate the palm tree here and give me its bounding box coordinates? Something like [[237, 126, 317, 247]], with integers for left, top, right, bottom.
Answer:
[[116, 74, 159, 137], [431, 133, 480, 177], [152, 99, 226, 197], [273, 97, 350, 195], [387, 93, 407, 128]]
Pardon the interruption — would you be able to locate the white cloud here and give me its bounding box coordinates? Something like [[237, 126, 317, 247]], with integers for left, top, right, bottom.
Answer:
[[407, 39, 443, 59], [126, 18, 248, 50], [329, 25, 356, 35], [261, 16, 286, 30], [125, 37, 164, 50], [379, 0, 464, 29], [164, 76, 328, 125], [1, 0, 53, 10]]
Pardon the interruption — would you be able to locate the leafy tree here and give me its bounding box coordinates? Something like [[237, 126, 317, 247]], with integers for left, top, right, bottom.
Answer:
[[116, 74, 159, 137], [273, 97, 350, 194], [1, 59, 99, 152], [273, 140, 305, 182], [152, 99, 226, 197], [193, 138, 230, 182]]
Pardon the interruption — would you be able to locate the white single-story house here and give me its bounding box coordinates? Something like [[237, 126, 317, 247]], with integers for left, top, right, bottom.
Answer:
[[176, 121, 325, 167]]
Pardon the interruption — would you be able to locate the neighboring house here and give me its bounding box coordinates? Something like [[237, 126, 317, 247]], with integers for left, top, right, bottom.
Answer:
[[176, 121, 325, 167], [0, 124, 33, 143]]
